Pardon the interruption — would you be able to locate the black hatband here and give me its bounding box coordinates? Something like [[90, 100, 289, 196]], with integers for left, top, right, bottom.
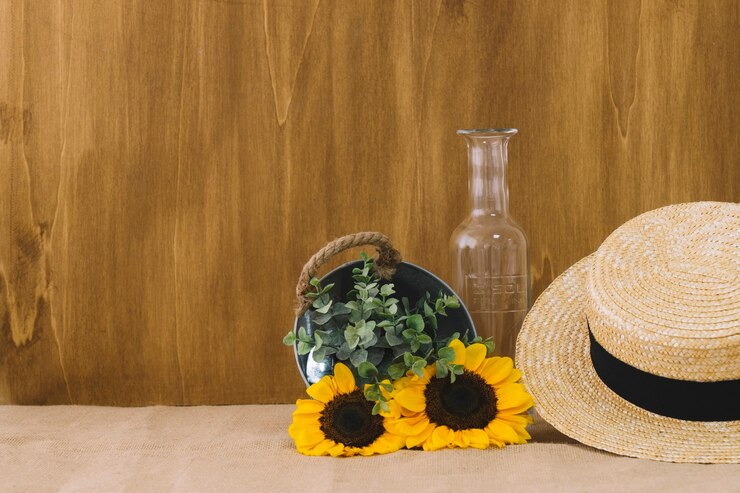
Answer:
[[589, 327, 740, 422]]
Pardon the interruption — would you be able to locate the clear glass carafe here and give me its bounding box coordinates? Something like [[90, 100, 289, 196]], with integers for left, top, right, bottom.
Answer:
[[449, 128, 530, 359]]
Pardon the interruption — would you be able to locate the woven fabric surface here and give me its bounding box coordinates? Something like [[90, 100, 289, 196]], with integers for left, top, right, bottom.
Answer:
[[1, 405, 738, 492]]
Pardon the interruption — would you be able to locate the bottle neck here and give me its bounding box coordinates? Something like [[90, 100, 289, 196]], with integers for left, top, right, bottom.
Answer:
[[465, 136, 511, 218]]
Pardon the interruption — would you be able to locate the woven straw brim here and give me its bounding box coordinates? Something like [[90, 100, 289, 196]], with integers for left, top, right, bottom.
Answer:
[[516, 255, 740, 463]]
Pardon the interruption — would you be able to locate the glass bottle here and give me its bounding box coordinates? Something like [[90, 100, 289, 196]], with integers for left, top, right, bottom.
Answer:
[[449, 128, 530, 359]]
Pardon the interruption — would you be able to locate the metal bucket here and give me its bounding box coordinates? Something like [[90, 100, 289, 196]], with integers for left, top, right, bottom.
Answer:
[[294, 259, 476, 385]]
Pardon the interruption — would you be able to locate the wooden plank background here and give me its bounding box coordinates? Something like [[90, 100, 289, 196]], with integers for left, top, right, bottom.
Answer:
[[0, 0, 737, 405]]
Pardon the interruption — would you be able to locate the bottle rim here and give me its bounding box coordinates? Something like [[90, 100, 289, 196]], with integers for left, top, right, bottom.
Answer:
[[457, 128, 518, 137]]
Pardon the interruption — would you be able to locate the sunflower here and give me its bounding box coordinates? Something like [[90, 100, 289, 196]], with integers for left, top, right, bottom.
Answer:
[[288, 363, 406, 457], [383, 339, 534, 451]]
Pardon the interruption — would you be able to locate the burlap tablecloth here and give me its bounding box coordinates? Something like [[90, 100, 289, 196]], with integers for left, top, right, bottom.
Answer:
[[1, 405, 737, 492]]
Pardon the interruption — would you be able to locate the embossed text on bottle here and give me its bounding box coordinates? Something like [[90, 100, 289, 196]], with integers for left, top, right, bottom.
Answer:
[[464, 275, 528, 313]]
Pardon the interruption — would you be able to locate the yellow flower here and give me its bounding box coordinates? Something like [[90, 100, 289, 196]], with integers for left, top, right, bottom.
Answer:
[[384, 339, 534, 451], [288, 363, 406, 457]]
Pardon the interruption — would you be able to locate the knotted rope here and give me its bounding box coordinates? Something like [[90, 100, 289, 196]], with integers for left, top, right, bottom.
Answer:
[[295, 232, 402, 316]]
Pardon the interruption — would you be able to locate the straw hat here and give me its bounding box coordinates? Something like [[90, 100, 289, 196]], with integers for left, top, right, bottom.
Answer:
[[516, 202, 740, 463]]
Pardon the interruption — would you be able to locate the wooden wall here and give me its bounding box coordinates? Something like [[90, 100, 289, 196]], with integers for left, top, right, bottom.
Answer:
[[1, 0, 737, 405]]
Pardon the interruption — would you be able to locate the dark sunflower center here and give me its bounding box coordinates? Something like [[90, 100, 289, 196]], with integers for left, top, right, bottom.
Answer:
[[319, 389, 385, 448], [424, 370, 497, 430]]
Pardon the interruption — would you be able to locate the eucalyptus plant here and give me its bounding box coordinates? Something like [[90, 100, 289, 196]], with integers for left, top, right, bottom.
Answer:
[[284, 252, 494, 414]]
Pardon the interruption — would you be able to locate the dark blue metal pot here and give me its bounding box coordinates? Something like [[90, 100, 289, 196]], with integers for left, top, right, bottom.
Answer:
[[293, 259, 476, 385]]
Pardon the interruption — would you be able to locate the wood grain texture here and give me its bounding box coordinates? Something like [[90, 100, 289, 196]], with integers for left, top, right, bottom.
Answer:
[[1, 0, 737, 405]]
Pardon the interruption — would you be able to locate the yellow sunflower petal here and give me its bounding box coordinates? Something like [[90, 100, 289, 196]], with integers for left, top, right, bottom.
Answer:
[[464, 343, 487, 371], [393, 387, 427, 413], [486, 419, 523, 444], [496, 414, 532, 440], [289, 426, 326, 447], [448, 339, 467, 365], [406, 423, 436, 449], [357, 446, 376, 457], [385, 415, 430, 436], [496, 413, 533, 427], [306, 375, 337, 403], [499, 368, 522, 385], [451, 430, 467, 447], [333, 363, 356, 394], [428, 425, 454, 450], [420, 365, 436, 383], [303, 439, 336, 456], [290, 413, 321, 426], [496, 383, 534, 413], [381, 399, 404, 418], [327, 442, 346, 457], [294, 398, 325, 415], [463, 428, 491, 449], [370, 433, 405, 454], [392, 375, 413, 392], [479, 356, 514, 386]]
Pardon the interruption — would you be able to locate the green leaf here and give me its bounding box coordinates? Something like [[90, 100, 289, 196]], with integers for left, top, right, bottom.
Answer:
[[403, 352, 415, 367], [336, 342, 351, 360], [312, 347, 328, 362], [345, 326, 359, 350], [349, 348, 368, 366], [392, 345, 410, 358], [365, 387, 380, 401], [385, 332, 403, 346], [320, 283, 335, 294], [311, 311, 333, 325], [377, 320, 393, 329], [445, 296, 461, 309], [356, 320, 375, 339], [450, 372, 457, 383], [313, 332, 323, 349], [358, 361, 378, 379], [406, 314, 425, 332], [371, 402, 382, 415], [297, 326, 311, 343], [309, 277, 320, 287], [367, 348, 385, 365], [388, 362, 406, 380], [402, 297, 411, 314], [411, 359, 426, 378], [436, 360, 449, 379], [438, 346, 455, 362], [484, 341, 495, 356], [402, 328, 417, 340], [282, 331, 297, 346], [380, 400, 390, 413], [417, 334, 432, 345], [380, 284, 394, 296], [380, 382, 394, 392], [423, 302, 434, 318], [435, 298, 445, 313], [332, 302, 352, 315], [410, 339, 420, 352], [297, 341, 312, 355], [452, 364, 465, 375], [315, 299, 333, 314]]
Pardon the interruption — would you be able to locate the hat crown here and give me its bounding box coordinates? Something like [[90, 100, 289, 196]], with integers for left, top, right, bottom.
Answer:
[[586, 202, 740, 382]]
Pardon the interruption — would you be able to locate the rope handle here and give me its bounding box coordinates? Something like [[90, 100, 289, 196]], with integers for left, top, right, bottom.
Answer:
[[295, 232, 402, 315]]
